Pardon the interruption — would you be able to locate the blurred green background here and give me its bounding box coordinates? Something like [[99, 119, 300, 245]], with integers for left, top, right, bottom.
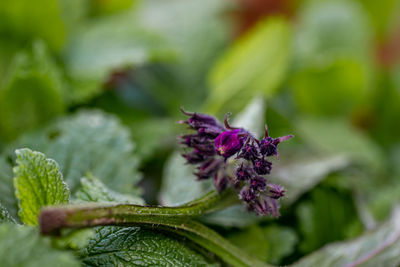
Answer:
[[1, 0, 400, 264]]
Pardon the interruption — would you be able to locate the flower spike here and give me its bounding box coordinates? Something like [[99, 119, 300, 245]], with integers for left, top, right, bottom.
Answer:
[[179, 109, 292, 217]]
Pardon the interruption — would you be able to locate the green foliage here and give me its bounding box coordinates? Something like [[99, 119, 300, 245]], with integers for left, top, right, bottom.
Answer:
[[296, 117, 383, 170], [78, 226, 218, 267], [13, 110, 142, 193], [206, 17, 291, 114], [0, 41, 65, 141], [296, 187, 363, 253], [64, 12, 174, 103], [293, 207, 400, 267], [291, 0, 374, 116], [0, 0, 66, 51], [0, 223, 79, 267], [75, 175, 144, 205], [270, 154, 350, 205], [0, 204, 14, 223], [13, 148, 70, 226], [0, 157, 18, 219], [228, 225, 297, 264]]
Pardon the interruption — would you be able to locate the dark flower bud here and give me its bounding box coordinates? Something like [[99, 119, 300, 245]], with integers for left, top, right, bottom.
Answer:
[[259, 137, 277, 157], [180, 109, 224, 134], [182, 152, 206, 164], [213, 171, 228, 193], [192, 143, 216, 156], [195, 159, 222, 180], [250, 176, 267, 191], [198, 126, 224, 138], [238, 143, 259, 161], [260, 125, 294, 158], [253, 158, 272, 175], [214, 129, 244, 158], [253, 196, 280, 217], [239, 186, 256, 202], [236, 163, 252, 181], [267, 184, 285, 199]]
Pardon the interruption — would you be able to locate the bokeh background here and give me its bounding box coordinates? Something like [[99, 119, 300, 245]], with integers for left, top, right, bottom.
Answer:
[[1, 0, 400, 264]]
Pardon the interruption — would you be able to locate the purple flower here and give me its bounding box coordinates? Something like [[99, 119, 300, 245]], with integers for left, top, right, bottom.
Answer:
[[259, 125, 294, 158], [253, 158, 272, 175], [236, 163, 252, 181], [238, 143, 259, 161], [195, 158, 222, 180], [250, 176, 267, 191], [179, 109, 292, 217], [267, 184, 286, 199], [252, 197, 280, 217], [214, 129, 245, 158], [239, 186, 256, 202]]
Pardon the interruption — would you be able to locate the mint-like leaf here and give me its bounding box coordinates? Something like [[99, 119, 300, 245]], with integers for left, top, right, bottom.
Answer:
[[11, 110, 141, 193], [79, 226, 218, 267], [14, 148, 69, 225], [0, 224, 78, 267], [75, 175, 144, 205]]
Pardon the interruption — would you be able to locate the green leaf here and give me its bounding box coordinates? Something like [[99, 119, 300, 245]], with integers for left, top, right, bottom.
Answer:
[[0, 156, 18, 219], [78, 226, 218, 267], [0, 0, 66, 51], [0, 204, 14, 223], [200, 205, 260, 228], [295, 117, 383, 171], [12, 110, 142, 193], [291, 0, 374, 116], [228, 225, 297, 264], [0, 41, 65, 141], [0, 223, 79, 267], [75, 174, 144, 205], [206, 17, 291, 114], [160, 151, 213, 206], [293, 206, 400, 267], [296, 187, 363, 254], [64, 12, 174, 103], [14, 148, 69, 226], [270, 154, 350, 205]]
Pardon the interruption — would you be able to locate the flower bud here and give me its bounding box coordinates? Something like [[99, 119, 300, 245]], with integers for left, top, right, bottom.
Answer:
[[250, 176, 267, 191], [253, 158, 272, 175]]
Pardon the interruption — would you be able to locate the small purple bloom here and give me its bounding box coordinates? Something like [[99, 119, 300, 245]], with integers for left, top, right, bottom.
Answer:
[[250, 176, 267, 191], [195, 159, 222, 180], [253, 158, 272, 175], [182, 152, 206, 164], [214, 129, 244, 158], [236, 163, 252, 181], [267, 184, 286, 199], [239, 186, 256, 202], [259, 137, 277, 157], [253, 197, 280, 217], [180, 108, 224, 131], [238, 143, 259, 161], [259, 125, 294, 158]]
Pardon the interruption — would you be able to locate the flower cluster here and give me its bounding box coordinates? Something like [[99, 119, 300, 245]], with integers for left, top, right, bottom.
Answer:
[[179, 109, 293, 217]]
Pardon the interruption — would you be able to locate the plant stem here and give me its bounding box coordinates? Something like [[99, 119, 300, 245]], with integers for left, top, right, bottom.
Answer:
[[39, 188, 268, 266]]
